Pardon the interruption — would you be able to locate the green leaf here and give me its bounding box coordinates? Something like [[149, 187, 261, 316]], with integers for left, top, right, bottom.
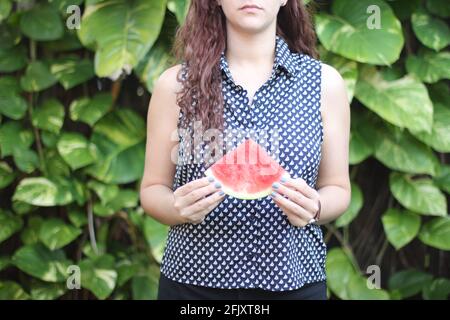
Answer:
[[29, 279, 66, 300], [426, 0, 450, 18], [0, 281, 29, 300], [406, 50, 450, 83], [20, 61, 58, 92], [78, 0, 167, 79], [435, 164, 450, 194], [39, 218, 82, 250], [0, 0, 12, 22], [411, 9, 450, 51], [335, 182, 363, 227], [355, 65, 433, 134], [131, 272, 159, 300], [381, 208, 421, 250], [12, 243, 72, 282], [13, 147, 40, 174], [390, 172, 447, 216], [388, 269, 433, 299], [69, 93, 112, 127], [0, 45, 27, 72], [0, 161, 16, 189], [116, 258, 139, 287], [315, 0, 404, 65], [347, 274, 390, 300], [79, 254, 117, 300], [325, 248, 357, 300], [0, 121, 34, 157], [349, 112, 374, 164], [57, 132, 98, 170], [87, 180, 120, 205], [410, 103, 450, 153], [85, 109, 146, 183], [93, 189, 139, 217], [0, 91, 28, 120], [50, 56, 95, 89], [20, 217, 43, 245], [0, 210, 23, 244], [0, 256, 10, 272], [44, 148, 71, 178], [13, 177, 74, 207], [143, 216, 169, 263], [419, 217, 450, 250], [422, 278, 450, 300], [167, 0, 190, 24], [31, 99, 65, 134], [67, 207, 88, 228], [20, 4, 64, 41]]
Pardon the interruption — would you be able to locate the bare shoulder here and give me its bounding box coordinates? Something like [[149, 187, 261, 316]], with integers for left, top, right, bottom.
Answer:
[[320, 63, 349, 114], [153, 63, 184, 95]]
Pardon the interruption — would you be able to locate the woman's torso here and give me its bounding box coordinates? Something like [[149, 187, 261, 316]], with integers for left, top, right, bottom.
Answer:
[[160, 35, 327, 291]]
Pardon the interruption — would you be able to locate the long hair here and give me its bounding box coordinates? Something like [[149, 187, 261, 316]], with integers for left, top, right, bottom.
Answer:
[[172, 0, 318, 131]]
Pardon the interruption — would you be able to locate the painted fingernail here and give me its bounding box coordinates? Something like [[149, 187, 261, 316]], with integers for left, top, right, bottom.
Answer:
[[272, 182, 279, 189], [214, 182, 222, 188], [219, 190, 225, 196], [271, 191, 277, 197], [207, 176, 214, 182], [280, 176, 287, 183]]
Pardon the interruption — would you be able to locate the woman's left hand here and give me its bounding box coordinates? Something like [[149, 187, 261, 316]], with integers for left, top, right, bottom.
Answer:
[[271, 176, 321, 227]]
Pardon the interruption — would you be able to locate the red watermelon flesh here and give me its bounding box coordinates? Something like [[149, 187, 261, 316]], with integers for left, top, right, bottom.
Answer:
[[204, 138, 289, 199]]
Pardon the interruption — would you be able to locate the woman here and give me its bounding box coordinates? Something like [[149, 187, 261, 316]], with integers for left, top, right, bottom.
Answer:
[[140, 0, 351, 300]]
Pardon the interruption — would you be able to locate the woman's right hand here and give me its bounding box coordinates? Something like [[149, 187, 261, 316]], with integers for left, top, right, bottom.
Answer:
[[173, 176, 225, 224]]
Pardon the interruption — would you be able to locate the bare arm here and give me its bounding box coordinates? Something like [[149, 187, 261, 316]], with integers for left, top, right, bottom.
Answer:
[[139, 65, 225, 226], [315, 63, 352, 224]]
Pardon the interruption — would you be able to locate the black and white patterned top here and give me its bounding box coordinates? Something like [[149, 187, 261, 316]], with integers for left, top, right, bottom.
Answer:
[[160, 35, 327, 291]]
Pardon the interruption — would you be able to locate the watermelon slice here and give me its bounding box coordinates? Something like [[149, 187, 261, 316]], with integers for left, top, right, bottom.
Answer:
[[204, 138, 289, 199]]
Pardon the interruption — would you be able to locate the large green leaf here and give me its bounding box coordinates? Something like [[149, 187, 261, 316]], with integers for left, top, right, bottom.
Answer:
[[426, 0, 450, 18], [411, 9, 450, 51], [410, 103, 450, 153], [325, 248, 357, 300], [143, 216, 169, 263], [50, 56, 95, 89], [29, 280, 66, 300], [69, 93, 112, 127], [381, 208, 421, 250], [20, 61, 58, 92], [39, 218, 82, 250], [388, 269, 433, 299], [0, 45, 27, 72], [0, 210, 23, 244], [347, 274, 390, 300], [406, 49, 450, 83], [12, 243, 72, 282], [422, 278, 450, 300], [349, 111, 374, 164], [131, 269, 159, 300], [335, 182, 363, 227], [13, 177, 74, 207], [435, 164, 450, 194], [57, 132, 98, 170], [0, 0, 12, 22], [93, 188, 139, 217], [167, 0, 190, 24], [390, 172, 447, 216], [0, 281, 29, 300], [78, 0, 167, 79], [85, 109, 146, 183], [355, 65, 433, 133], [20, 217, 43, 246], [31, 99, 65, 134], [79, 254, 117, 300], [315, 0, 404, 65], [419, 217, 450, 250], [0, 92, 27, 120], [20, 4, 63, 41]]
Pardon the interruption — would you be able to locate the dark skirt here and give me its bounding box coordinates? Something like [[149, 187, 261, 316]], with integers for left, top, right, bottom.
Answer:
[[157, 273, 327, 300]]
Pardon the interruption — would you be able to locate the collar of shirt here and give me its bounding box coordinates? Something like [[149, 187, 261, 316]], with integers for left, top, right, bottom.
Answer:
[[219, 35, 298, 82]]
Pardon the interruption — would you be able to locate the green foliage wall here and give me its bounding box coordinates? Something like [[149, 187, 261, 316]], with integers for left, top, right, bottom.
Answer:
[[0, 0, 449, 300]]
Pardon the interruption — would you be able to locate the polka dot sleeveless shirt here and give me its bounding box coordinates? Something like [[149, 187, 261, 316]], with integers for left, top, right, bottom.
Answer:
[[160, 35, 327, 291]]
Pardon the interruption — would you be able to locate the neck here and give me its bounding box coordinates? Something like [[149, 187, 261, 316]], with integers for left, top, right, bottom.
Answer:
[[224, 24, 277, 68]]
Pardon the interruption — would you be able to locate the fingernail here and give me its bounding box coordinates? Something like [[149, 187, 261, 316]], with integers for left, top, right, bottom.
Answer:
[[207, 176, 214, 182], [271, 191, 277, 197], [219, 190, 225, 196], [280, 176, 287, 183], [214, 182, 222, 188], [272, 182, 279, 189]]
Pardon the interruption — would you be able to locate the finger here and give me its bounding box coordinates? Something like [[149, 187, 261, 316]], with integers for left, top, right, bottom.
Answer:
[[279, 176, 319, 200], [272, 182, 317, 214], [174, 176, 214, 197], [181, 179, 222, 206], [271, 191, 314, 221], [182, 189, 225, 217], [187, 195, 224, 224]]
